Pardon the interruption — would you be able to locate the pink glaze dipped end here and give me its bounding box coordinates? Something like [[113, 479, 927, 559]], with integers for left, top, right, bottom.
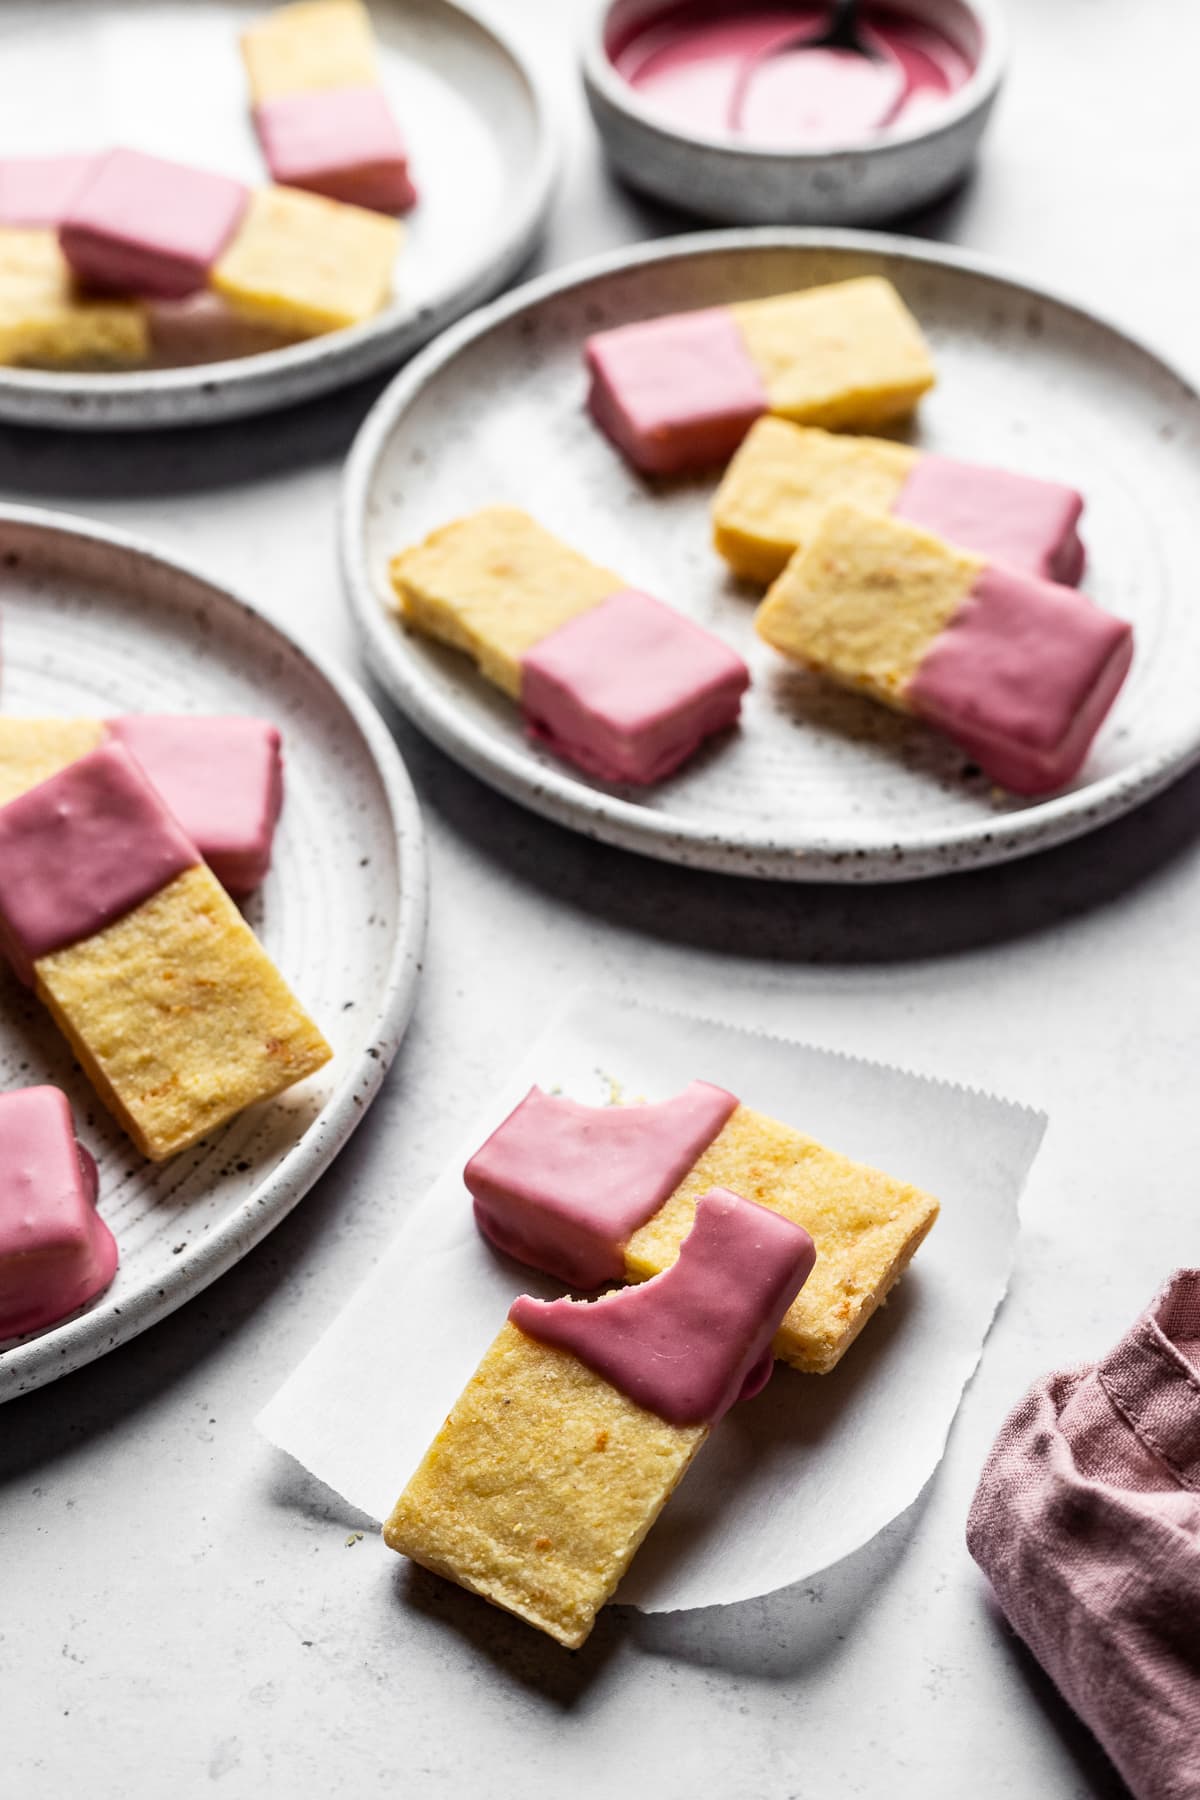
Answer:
[[521, 588, 750, 785], [60, 148, 249, 299], [510, 1188, 816, 1426], [895, 454, 1087, 586], [907, 564, 1134, 794], [0, 739, 198, 985], [585, 308, 768, 474], [466, 1080, 739, 1288], [254, 87, 416, 214], [0, 155, 95, 228], [0, 1087, 116, 1341], [107, 716, 284, 896]]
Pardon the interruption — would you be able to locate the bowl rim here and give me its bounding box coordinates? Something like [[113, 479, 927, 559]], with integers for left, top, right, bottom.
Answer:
[[581, 0, 1008, 164]]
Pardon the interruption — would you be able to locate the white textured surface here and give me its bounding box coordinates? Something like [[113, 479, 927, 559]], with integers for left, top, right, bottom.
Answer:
[[346, 231, 1200, 878], [2, 1, 1194, 1794]]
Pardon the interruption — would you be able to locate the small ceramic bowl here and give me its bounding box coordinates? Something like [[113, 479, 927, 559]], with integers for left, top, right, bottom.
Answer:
[[582, 0, 1007, 225]]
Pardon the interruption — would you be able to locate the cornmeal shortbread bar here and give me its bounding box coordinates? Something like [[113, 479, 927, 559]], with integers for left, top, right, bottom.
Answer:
[[466, 1079, 939, 1374], [0, 228, 147, 368], [211, 184, 400, 335], [60, 148, 249, 300], [242, 1, 415, 213], [385, 1190, 815, 1646], [585, 276, 935, 474], [0, 716, 284, 896], [0, 741, 330, 1160], [756, 502, 1132, 795], [390, 506, 749, 784], [713, 416, 1086, 585]]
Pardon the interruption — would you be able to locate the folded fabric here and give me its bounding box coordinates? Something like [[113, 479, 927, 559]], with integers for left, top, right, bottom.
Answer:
[[967, 1270, 1200, 1800]]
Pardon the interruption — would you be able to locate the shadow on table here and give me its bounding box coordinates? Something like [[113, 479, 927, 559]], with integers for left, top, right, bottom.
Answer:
[[389, 1477, 930, 1707], [0, 367, 392, 505], [266, 1454, 380, 1538], [980, 1593, 1134, 1799], [394, 1558, 627, 1708], [376, 691, 1200, 965], [626, 1490, 928, 1679]]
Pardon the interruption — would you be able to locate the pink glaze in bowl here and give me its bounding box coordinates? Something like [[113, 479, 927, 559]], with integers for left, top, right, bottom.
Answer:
[[582, 0, 1005, 224]]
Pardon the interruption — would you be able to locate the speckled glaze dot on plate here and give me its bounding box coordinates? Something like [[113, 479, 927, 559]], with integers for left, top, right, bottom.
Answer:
[[340, 228, 1200, 884], [0, 0, 556, 431], [0, 506, 428, 1402]]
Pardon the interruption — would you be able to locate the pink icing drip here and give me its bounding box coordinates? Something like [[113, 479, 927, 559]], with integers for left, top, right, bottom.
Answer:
[[106, 716, 284, 896], [894, 454, 1087, 586], [585, 308, 768, 474], [0, 154, 95, 228], [520, 587, 750, 785], [466, 1080, 739, 1289], [509, 1188, 816, 1425], [254, 87, 416, 214], [60, 148, 249, 299], [0, 1087, 117, 1341], [0, 739, 199, 985], [736, 40, 906, 143], [907, 564, 1134, 794]]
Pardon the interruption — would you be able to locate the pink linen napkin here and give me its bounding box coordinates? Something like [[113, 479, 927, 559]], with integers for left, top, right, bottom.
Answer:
[[967, 1271, 1200, 1799]]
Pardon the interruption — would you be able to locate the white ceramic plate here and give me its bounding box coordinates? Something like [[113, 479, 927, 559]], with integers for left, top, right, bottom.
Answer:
[[0, 0, 556, 429], [341, 227, 1200, 882], [0, 506, 428, 1400]]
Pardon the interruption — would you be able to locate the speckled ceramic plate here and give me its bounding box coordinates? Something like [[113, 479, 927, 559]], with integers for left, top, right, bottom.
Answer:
[[341, 228, 1200, 882], [0, 507, 427, 1400], [0, 0, 556, 430]]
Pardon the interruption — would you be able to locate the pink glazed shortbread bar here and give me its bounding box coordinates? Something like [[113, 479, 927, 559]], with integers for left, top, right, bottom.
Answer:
[[756, 503, 1132, 794], [0, 740, 330, 1159], [0, 155, 95, 228], [585, 276, 935, 475], [390, 507, 749, 784], [0, 1087, 116, 1340], [0, 716, 284, 896], [465, 1079, 939, 1374], [60, 148, 249, 299], [384, 1190, 815, 1647], [242, 1, 415, 213], [713, 417, 1086, 585]]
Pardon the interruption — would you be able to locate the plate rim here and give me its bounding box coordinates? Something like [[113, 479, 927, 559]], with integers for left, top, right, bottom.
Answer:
[[339, 223, 1200, 884], [0, 501, 429, 1401], [0, 0, 560, 432]]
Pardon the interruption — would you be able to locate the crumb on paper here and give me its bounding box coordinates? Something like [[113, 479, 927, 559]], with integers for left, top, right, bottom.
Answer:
[[595, 1069, 623, 1106], [345, 1531, 364, 1547]]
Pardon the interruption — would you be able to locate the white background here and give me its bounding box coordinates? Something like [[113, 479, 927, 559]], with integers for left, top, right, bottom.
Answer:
[[2, 2, 1190, 1794]]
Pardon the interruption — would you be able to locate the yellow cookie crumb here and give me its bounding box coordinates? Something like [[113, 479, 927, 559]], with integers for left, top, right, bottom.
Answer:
[[0, 719, 107, 807], [384, 1321, 705, 1648], [624, 1101, 939, 1373], [713, 417, 917, 584], [389, 506, 620, 699], [731, 277, 935, 431], [0, 229, 148, 369], [241, 0, 378, 102], [35, 863, 332, 1161], [755, 501, 982, 708], [212, 186, 400, 337]]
